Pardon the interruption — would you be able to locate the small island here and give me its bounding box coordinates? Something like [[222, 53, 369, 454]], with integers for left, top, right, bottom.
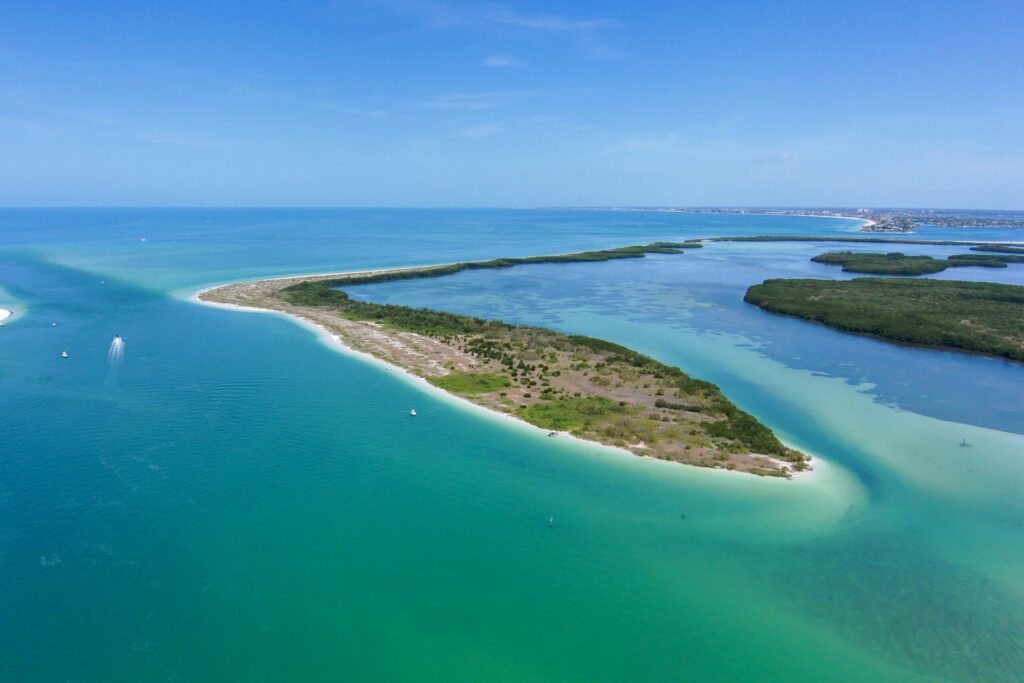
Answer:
[[745, 277, 1024, 361], [200, 243, 809, 477], [971, 244, 1024, 255], [810, 250, 1024, 275]]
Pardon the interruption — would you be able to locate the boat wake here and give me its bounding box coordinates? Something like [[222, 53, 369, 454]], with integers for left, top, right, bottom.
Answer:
[[105, 335, 125, 385]]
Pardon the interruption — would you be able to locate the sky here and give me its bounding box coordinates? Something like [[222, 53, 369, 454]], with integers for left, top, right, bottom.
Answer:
[[1, 1, 1022, 208]]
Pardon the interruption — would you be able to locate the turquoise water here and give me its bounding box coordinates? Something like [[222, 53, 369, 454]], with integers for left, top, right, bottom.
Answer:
[[2, 210, 1023, 681]]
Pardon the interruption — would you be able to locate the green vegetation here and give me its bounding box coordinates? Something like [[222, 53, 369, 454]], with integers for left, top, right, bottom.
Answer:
[[971, 244, 1024, 255], [812, 251, 949, 275], [745, 278, 1024, 361], [429, 372, 510, 394], [810, 251, 1018, 275], [270, 242, 807, 473], [281, 281, 506, 337], [312, 241, 703, 289], [516, 396, 624, 432], [948, 253, 1024, 265]]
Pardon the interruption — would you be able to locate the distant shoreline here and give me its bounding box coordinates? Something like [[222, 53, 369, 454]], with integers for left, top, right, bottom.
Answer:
[[594, 207, 1024, 231], [596, 206, 872, 228]]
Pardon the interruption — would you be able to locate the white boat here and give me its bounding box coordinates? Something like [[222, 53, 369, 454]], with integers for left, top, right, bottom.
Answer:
[[409, 409, 417, 416], [61, 351, 68, 359]]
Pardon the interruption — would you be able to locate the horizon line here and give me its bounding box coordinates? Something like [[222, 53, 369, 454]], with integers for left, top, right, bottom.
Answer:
[[0, 205, 1022, 212]]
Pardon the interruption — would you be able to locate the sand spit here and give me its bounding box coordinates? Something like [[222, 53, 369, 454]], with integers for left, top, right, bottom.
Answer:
[[193, 260, 812, 478]]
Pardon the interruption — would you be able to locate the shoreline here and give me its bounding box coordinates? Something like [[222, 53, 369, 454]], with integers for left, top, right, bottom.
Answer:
[[185, 230, 1024, 479], [609, 208, 878, 234], [604, 207, 1024, 233], [190, 261, 819, 480], [711, 235, 1024, 247], [195, 290, 656, 465], [191, 288, 666, 467], [745, 278, 1024, 365]]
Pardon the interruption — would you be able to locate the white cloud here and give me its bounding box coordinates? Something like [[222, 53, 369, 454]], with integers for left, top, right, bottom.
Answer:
[[484, 5, 621, 58], [331, 2, 618, 57], [753, 151, 792, 166], [0, 115, 61, 136], [325, 0, 464, 28], [485, 7, 611, 32], [317, 101, 390, 118], [454, 122, 501, 138], [228, 84, 273, 101], [17, 101, 122, 127], [423, 90, 535, 110], [602, 133, 680, 154], [482, 54, 519, 67], [135, 129, 222, 148]]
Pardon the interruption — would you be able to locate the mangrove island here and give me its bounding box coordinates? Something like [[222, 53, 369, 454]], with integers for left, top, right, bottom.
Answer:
[[745, 277, 1024, 361], [809, 250, 1024, 276]]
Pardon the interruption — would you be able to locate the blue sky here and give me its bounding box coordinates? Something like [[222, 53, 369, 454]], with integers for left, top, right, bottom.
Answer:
[[1, 1, 1022, 208]]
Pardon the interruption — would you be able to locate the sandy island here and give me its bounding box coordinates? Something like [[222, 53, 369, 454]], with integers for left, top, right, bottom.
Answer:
[[195, 252, 811, 478]]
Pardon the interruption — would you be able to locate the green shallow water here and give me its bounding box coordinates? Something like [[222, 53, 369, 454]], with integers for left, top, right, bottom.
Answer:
[[1, 209, 1023, 681]]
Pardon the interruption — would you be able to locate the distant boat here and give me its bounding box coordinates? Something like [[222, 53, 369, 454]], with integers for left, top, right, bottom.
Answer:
[[409, 409, 417, 416], [61, 351, 68, 359]]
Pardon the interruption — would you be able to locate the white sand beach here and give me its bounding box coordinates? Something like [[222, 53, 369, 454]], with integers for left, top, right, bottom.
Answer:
[[190, 269, 819, 480]]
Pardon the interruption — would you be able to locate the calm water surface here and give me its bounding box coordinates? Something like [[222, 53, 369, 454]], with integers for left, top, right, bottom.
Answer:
[[2, 209, 1022, 681]]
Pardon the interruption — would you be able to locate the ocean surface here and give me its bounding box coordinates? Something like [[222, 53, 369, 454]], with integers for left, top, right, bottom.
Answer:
[[2, 209, 1023, 682]]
